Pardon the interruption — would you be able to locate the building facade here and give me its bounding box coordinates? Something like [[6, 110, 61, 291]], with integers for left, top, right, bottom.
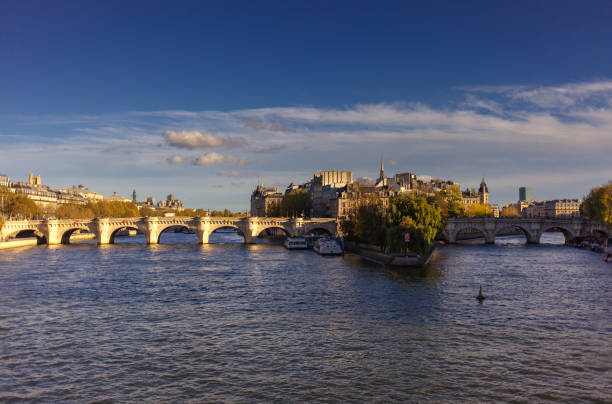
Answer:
[[311, 171, 353, 217], [462, 178, 489, 206], [250, 184, 284, 217], [522, 199, 581, 218]]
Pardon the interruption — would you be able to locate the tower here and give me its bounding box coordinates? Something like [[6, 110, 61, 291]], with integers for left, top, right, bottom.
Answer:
[[132, 189, 137, 203], [379, 156, 385, 182], [478, 177, 489, 205], [519, 187, 532, 202]]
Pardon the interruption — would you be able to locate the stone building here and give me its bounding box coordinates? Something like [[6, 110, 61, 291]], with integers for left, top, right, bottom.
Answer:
[[250, 184, 284, 217], [311, 170, 353, 217], [0, 174, 9, 187], [522, 199, 581, 218], [462, 178, 489, 206], [104, 192, 132, 203], [157, 194, 184, 211]]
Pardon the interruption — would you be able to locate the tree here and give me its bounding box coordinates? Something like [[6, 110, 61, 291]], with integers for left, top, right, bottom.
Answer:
[[438, 185, 465, 218], [55, 203, 95, 219], [283, 189, 312, 217], [354, 197, 386, 245], [581, 182, 612, 225], [464, 203, 492, 218], [0, 187, 41, 219], [385, 193, 442, 255], [500, 204, 521, 218]]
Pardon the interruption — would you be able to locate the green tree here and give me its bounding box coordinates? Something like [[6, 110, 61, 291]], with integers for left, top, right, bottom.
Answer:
[[581, 182, 612, 225], [281, 189, 312, 217], [439, 185, 465, 217], [385, 193, 442, 255], [354, 197, 386, 245]]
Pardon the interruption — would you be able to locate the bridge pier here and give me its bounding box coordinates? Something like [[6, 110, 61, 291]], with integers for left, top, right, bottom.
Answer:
[[144, 217, 159, 245], [94, 218, 111, 245], [42, 219, 62, 245]]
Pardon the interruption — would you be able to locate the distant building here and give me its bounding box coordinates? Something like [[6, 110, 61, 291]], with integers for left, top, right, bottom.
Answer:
[[522, 199, 581, 218], [132, 189, 137, 203], [250, 184, 284, 217], [104, 192, 132, 203], [491, 204, 500, 218], [462, 178, 489, 206], [519, 187, 532, 202], [311, 170, 353, 217], [157, 194, 184, 211], [0, 174, 9, 187]]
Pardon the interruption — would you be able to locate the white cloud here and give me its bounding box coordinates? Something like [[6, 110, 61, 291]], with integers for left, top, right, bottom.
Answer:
[[192, 152, 247, 167], [163, 130, 246, 149], [167, 155, 184, 164]]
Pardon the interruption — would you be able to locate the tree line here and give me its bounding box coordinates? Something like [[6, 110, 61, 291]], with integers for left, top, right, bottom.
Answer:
[[0, 186, 245, 224]]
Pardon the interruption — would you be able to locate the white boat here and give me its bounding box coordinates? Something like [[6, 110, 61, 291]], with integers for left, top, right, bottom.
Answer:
[[313, 237, 343, 255], [284, 237, 308, 250]]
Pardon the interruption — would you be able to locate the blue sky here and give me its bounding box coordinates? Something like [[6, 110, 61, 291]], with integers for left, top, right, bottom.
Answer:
[[1, 1, 611, 210]]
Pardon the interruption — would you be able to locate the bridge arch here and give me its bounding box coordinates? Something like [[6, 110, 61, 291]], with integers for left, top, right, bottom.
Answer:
[[452, 226, 491, 244], [60, 226, 94, 244], [539, 225, 576, 244], [255, 225, 292, 239], [8, 228, 47, 245], [109, 225, 143, 244], [157, 224, 197, 244], [305, 227, 334, 237], [208, 224, 247, 244], [493, 225, 533, 244]]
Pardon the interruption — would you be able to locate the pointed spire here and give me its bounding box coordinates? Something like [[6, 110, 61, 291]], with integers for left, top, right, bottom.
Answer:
[[379, 155, 385, 181]]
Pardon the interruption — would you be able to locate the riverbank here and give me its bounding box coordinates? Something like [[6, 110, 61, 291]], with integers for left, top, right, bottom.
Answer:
[[344, 240, 435, 267], [0, 238, 38, 250], [0, 233, 95, 250]]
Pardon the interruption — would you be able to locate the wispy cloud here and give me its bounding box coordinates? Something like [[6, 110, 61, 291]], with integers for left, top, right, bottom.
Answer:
[[460, 80, 612, 109], [192, 152, 247, 167], [163, 130, 246, 149]]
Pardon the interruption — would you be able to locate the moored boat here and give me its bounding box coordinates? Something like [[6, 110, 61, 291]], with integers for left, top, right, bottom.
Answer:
[[313, 237, 343, 255], [284, 237, 308, 250]]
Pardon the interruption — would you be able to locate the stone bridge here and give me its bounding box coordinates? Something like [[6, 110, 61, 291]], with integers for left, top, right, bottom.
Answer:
[[443, 217, 611, 244], [0, 216, 339, 245]]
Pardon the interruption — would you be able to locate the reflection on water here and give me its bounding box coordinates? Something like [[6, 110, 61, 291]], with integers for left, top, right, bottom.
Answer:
[[0, 233, 610, 402]]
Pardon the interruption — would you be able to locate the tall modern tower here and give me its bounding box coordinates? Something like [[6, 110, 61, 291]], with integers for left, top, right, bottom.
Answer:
[[519, 187, 532, 202]]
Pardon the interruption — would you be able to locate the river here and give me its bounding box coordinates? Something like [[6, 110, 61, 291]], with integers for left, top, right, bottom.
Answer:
[[0, 232, 610, 402]]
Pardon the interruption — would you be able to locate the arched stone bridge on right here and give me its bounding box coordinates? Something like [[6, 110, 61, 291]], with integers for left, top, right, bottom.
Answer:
[[443, 218, 611, 244]]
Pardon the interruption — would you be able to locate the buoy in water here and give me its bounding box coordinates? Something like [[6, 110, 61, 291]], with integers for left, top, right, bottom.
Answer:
[[476, 284, 486, 301]]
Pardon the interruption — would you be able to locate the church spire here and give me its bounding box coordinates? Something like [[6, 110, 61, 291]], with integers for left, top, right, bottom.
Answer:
[[379, 155, 384, 181]]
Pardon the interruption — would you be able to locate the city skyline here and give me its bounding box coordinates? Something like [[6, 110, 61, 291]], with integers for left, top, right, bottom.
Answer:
[[2, 1, 612, 209]]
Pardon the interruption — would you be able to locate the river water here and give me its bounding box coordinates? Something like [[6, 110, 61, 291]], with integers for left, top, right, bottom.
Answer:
[[0, 232, 610, 402]]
